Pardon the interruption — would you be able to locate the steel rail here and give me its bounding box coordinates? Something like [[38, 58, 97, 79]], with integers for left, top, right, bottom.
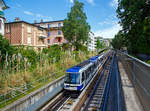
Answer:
[[101, 54, 114, 111], [82, 53, 114, 111], [39, 51, 112, 111]]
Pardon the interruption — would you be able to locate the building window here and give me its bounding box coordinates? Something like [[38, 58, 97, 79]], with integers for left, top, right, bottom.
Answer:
[[27, 26, 31, 33], [58, 38, 61, 42], [58, 23, 61, 27], [27, 37, 31, 44], [47, 39, 50, 44], [58, 30, 61, 35], [48, 32, 50, 37], [7, 25, 10, 33]]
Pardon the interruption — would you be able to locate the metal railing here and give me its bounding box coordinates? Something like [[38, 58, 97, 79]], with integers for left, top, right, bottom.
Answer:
[[0, 71, 64, 108], [118, 51, 150, 111]]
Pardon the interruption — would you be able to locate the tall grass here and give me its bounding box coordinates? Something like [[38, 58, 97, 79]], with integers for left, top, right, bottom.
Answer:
[[0, 49, 95, 95]]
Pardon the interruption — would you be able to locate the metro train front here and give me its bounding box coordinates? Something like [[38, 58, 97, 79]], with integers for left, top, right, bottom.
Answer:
[[64, 54, 104, 91]]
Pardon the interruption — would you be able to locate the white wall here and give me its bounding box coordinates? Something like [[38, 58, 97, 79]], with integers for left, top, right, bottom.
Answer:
[[0, 17, 4, 35], [88, 32, 96, 51]]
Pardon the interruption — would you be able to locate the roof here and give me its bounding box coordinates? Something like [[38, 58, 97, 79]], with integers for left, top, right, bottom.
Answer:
[[88, 56, 99, 62], [76, 60, 90, 67], [66, 60, 90, 73], [5, 21, 46, 30], [34, 20, 64, 24], [66, 66, 81, 73], [1, 0, 9, 10]]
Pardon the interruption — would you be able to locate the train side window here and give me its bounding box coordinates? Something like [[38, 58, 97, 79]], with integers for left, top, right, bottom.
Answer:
[[82, 72, 85, 82], [91, 66, 93, 72], [85, 70, 87, 79], [89, 67, 91, 72], [88, 68, 90, 74], [86, 70, 89, 79], [94, 63, 96, 67]]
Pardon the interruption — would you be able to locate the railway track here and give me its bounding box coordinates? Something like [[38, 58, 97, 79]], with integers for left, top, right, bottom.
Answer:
[[82, 54, 114, 111], [39, 52, 113, 111], [40, 91, 79, 111]]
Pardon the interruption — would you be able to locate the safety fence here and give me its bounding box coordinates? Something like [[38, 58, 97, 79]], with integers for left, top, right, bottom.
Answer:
[[118, 52, 150, 111], [0, 71, 64, 109]]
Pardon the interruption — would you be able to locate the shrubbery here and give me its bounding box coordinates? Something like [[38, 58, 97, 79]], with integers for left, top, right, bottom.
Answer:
[[0, 35, 95, 97]]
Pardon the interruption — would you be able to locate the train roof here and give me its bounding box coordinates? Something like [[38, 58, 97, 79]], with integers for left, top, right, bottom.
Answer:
[[99, 54, 103, 58], [88, 56, 99, 62], [66, 60, 90, 73]]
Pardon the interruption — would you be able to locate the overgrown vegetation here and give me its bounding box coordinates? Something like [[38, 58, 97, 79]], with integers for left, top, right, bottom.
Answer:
[[0, 36, 96, 107], [111, 31, 126, 50], [112, 0, 150, 55], [96, 39, 106, 50]]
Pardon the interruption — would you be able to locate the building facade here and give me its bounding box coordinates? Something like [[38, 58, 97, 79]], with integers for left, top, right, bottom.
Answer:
[[88, 34, 111, 51], [103, 39, 110, 47], [0, 0, 8, 35], [34, 20, 66, 46], [88, 32, 96, 51], [5, 21, 47, 50], [88, 33, 104, 51]]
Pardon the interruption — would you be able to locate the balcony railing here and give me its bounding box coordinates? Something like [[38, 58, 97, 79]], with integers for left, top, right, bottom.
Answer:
[[55, 34, 63, 38], [39, 34, 47, 39], [53, 42, 63, 45]]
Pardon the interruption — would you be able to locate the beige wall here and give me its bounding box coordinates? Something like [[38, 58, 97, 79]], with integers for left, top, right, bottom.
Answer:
[[35, 21, 66, 45], [5, 22, 47, 48]]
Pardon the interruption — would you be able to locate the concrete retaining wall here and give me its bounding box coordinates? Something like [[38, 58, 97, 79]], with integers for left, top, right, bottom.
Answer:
[[118, 52, 150, 111], [2, 76, 65, 111]]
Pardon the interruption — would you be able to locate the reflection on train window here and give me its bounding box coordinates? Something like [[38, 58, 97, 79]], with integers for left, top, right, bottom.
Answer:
[[82, 72, 85, 82], [65, 73, 80, 84]]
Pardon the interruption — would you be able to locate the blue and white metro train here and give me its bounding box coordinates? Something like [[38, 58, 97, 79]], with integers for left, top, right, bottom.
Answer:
[[64, 52, 108, 91]]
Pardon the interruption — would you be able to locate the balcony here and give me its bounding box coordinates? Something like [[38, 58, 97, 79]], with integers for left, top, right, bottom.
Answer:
[[47, 24, 63, 29], [55, 34, 63, 38], [53, 42, 63, 45], [39, 34, 47, 39], [53, 36, 63, 45]]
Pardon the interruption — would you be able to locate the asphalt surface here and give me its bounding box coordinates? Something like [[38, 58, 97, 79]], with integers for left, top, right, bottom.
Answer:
[[117, 56, 144, 111]]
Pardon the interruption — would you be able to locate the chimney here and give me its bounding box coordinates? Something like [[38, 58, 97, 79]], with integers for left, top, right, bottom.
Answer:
[[34, 20, 37, 24], [14, 17, 20, 22], [41, 19, 43, 23]]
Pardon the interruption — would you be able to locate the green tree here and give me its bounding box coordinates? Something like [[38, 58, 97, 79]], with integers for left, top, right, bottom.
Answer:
[[117, 0, 150, 54], [111, 31, 125, 50], [62, 0, 90, 50], [0, 35, 16, 69], [43, 45, 61, 63], [96, 39, 103, 49]]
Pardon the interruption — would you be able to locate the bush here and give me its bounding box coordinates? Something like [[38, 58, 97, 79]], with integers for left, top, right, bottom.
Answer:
[[0, 35, 16, 69], [62, 43, 71, 51]]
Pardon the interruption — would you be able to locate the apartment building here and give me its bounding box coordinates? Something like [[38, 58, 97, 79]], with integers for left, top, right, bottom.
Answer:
[[88, 32, 96, 51], [5, 21, 47, 50], [88, 34, 111, 51], [0, 0, 8, 35], [34, 20, 66, 46], [103, 39, 110, 47], [88, 32, 104, 51]]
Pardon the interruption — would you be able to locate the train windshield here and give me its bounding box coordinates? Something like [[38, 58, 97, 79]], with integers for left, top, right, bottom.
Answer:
[[65, 73, 80, 84]]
